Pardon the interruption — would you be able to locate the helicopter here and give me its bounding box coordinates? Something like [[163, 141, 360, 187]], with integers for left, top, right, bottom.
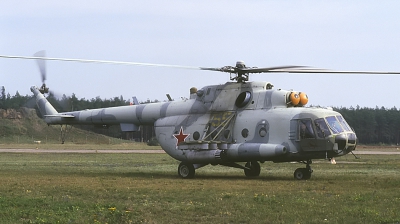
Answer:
[[2, 53, 400, 180]]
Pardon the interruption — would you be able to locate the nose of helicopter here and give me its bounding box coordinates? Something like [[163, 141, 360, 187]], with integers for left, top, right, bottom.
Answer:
[[334, 132, 357, 154]]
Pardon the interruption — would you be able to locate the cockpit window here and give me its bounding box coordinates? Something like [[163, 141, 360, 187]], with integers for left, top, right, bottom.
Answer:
[[298, 119, 315, 139], [314, 118, 331, 138], [336, 115, 351, 132], [325, 116, 344, 134]]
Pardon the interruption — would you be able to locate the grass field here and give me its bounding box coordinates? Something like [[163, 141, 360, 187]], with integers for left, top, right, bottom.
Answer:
[[0, 149, 399, 223]]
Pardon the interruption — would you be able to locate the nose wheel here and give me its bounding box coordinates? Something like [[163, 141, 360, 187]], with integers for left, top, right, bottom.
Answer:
[[294, 161, 313, 180]]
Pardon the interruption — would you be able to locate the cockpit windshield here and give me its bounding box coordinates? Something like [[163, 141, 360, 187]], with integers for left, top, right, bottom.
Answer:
[[300, 115, 353, 139], [325, 116, 344, 134], [336, 115, 352, 131]]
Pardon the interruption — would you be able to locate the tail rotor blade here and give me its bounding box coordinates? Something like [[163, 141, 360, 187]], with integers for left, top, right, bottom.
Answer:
[[33, 50, 46, 83]]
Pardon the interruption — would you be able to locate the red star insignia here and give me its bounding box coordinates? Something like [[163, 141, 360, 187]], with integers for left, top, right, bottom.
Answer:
[[173, 127, 189, 146]]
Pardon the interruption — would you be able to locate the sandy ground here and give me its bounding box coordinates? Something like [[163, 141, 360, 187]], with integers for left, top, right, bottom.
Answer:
[[0, 149, 399, 155]]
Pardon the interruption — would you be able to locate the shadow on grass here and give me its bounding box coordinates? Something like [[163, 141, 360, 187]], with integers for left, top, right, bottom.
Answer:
[[51, 169, 296, 181], [192, 174, 293, 181]]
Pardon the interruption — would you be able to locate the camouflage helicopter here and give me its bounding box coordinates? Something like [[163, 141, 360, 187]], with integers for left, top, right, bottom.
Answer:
[[2, 53, 400, 180]]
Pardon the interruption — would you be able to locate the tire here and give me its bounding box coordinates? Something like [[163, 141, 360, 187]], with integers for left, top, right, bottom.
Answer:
[[178, 162, 195, 179], [294, 168, 311, 180], [244, 161, 261, 177]]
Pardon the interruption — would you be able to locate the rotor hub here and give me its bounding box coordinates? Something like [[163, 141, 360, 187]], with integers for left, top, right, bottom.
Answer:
[[236, 61, 246, 68], [39, 83, 49, 94]]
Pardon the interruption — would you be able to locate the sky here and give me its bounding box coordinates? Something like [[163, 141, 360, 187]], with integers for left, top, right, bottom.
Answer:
[[1, 1, 400, 109]]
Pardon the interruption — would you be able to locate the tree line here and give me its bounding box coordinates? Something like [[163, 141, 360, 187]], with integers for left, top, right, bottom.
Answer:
[[1, 87, 399, 145], [0, 86, 133, 111]]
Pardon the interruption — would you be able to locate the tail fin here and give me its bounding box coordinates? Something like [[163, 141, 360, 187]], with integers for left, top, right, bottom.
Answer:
[[30, 86, 58, 116]]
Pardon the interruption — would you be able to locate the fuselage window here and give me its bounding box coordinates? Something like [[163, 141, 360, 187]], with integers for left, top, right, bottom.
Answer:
[[298, 119, 315, 139], [314, 118, 331, 138]]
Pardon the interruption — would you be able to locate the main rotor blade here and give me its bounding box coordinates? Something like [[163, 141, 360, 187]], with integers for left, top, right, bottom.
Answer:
[[199, 66, 236, 73], [199, 65, 309, 73], [200, 65, 400, 75], [0, 54, 201, 70], [240, 66, 308, 73], [265, 67, 400, 75], [2, 54, 400, 75]]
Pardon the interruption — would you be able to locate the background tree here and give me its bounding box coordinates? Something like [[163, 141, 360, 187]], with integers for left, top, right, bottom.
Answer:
[[0, 86, 5, 109]]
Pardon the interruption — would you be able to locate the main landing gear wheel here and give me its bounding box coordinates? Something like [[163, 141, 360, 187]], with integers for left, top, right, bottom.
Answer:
[[178, 162, 195, 179], [294, 162, 313, 180], [244, 161, 261, 177]]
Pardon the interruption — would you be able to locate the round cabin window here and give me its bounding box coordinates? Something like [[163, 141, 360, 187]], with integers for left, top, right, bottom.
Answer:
[[193, 131, 200, 140]]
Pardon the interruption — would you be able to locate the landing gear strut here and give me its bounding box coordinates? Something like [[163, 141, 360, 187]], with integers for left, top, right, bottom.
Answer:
[[294, 160, 313, 180]]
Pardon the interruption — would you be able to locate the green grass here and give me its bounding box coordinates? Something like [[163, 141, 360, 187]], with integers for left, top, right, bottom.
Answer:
[[0, 153, 399, 223]]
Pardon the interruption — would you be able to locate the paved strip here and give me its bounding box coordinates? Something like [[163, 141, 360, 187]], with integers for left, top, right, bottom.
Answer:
[[0, 149, 165, 154], [353, 150, 400, 155]]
